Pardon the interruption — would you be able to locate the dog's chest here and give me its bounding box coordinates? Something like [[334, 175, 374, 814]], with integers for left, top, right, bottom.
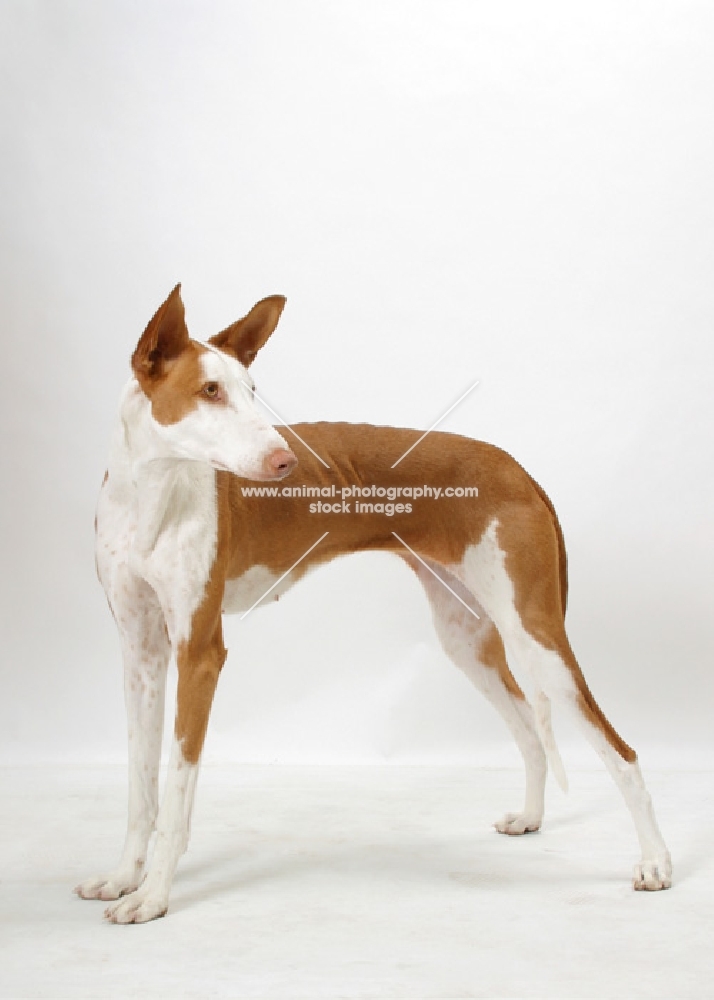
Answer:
[[96, 465, 219, 643]]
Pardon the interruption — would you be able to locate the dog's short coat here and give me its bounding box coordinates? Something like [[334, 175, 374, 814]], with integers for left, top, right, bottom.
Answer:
[[75, 286, 671, 922]]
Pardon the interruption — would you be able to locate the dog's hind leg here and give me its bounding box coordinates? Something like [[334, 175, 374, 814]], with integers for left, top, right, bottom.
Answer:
[[407, 556, 552, 835], [76, 577, 170, 902], [460, 516, 672, 890]]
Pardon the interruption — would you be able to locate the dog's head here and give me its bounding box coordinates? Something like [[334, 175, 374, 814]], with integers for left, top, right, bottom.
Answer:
[[130, 285, 296, 480]]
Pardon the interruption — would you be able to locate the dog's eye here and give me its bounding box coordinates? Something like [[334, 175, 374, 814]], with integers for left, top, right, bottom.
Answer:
[[202, 382, 220, 399]]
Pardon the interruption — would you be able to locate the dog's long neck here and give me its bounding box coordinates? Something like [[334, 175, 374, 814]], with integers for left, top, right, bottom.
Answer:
[[107, 379, 217, 561], [113, 380, 172, 476]]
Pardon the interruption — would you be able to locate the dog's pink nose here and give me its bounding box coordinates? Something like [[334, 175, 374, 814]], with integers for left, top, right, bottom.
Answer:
[[263, 448, 297, 478]]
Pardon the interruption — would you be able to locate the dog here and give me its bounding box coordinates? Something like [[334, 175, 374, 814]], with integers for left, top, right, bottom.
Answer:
[[75, 285, 672, 922]]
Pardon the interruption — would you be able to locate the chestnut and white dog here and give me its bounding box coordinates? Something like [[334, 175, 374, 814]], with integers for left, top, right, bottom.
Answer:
[[76, 286, 671, 923]]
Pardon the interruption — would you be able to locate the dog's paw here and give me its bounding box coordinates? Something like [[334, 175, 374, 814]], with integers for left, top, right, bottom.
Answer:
[[104, 887, 168, 924], [74, 873, 141, 901], [633, 855, 672, 891], [494, 811, 542, 836]]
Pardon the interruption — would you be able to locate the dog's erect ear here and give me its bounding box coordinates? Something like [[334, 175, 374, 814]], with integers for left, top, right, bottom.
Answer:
[[131, 284, 190, 385], [209, 295, 286, 367]]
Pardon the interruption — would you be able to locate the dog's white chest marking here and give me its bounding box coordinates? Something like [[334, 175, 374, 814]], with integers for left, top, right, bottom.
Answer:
[[96, 405, 219, 647], [144, 474, 214, 645], [131, 464, 217, 645]]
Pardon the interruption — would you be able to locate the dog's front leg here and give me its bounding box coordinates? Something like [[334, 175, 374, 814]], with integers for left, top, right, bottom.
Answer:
[[104, 623, 226, 924], [76, 592, 170, 902]]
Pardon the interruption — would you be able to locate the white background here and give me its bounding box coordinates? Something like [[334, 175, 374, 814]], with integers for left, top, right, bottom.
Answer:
[[1, 0, 712, 766]]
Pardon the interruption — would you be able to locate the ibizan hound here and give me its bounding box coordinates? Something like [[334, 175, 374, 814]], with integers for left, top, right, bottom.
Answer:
[[76, 286, 671, 923]]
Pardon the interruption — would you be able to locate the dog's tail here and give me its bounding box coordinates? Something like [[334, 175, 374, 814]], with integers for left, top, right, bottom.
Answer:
[[534, 689, 568, 793]]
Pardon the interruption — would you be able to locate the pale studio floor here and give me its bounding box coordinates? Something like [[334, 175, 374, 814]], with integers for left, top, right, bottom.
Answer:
[[1, 763, 712, 1000]]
